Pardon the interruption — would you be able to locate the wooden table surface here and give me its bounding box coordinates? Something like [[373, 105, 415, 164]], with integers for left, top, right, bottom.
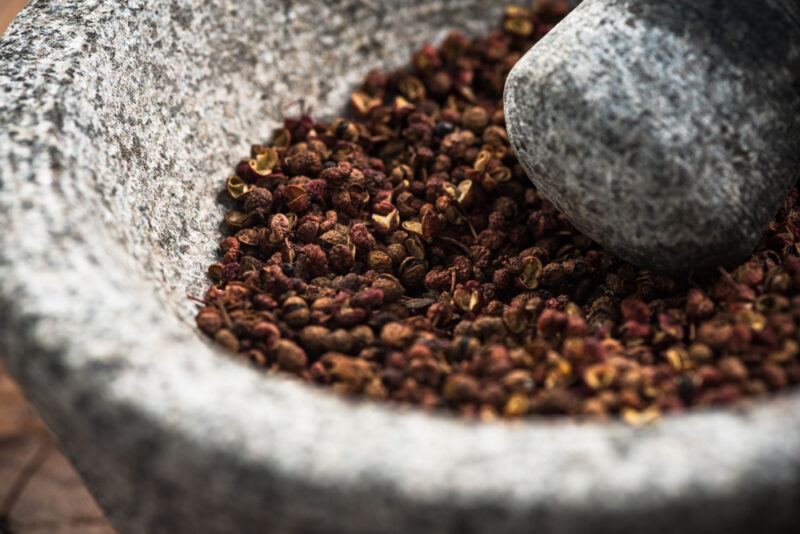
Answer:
[[1, 0, 28, 34], [0, 362, 115, 533]]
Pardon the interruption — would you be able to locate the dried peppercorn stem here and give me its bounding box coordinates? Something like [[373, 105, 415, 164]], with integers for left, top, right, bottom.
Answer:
[[195, 1, 800, 422]]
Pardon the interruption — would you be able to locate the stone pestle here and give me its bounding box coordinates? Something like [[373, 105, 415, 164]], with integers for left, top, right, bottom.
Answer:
[[504, 0, 800, 274]]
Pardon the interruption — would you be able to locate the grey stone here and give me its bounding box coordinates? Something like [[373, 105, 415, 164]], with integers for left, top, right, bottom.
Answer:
[[505, 0, 800, 274], [1, 1, 800, 533]]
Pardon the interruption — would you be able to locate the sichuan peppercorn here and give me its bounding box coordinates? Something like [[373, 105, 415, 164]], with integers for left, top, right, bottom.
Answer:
[[195, 1, 800, 423]]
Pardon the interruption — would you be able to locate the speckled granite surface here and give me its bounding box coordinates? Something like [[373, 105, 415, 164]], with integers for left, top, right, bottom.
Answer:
[[1, 1, 800, 533], [506, 0, 800, 274]]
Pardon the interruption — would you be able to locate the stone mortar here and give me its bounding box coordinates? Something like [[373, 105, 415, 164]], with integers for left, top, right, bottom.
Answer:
[[1, 1, 799, 533]]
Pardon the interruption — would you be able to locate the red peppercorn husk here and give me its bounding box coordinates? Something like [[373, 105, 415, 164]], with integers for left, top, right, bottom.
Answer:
[[195, 1, 800, 423]]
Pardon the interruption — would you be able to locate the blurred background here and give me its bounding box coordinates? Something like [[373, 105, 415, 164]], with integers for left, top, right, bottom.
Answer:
[[1, 2, 115, 532], [1, 0, 27, 33]]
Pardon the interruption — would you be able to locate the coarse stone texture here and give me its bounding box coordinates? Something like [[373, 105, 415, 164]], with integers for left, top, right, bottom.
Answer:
[[1, 1, 800, 533], [505, 0, 800, 274]]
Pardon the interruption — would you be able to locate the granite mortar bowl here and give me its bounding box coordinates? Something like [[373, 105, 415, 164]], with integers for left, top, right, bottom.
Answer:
[[1, 1, 800, 533]]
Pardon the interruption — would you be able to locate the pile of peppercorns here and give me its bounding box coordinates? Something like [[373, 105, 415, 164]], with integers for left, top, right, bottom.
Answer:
[[195, 2, 800, 422]]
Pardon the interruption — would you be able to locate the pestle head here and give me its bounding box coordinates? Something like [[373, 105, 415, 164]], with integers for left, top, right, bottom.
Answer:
[[504, 0, 800, 274]]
